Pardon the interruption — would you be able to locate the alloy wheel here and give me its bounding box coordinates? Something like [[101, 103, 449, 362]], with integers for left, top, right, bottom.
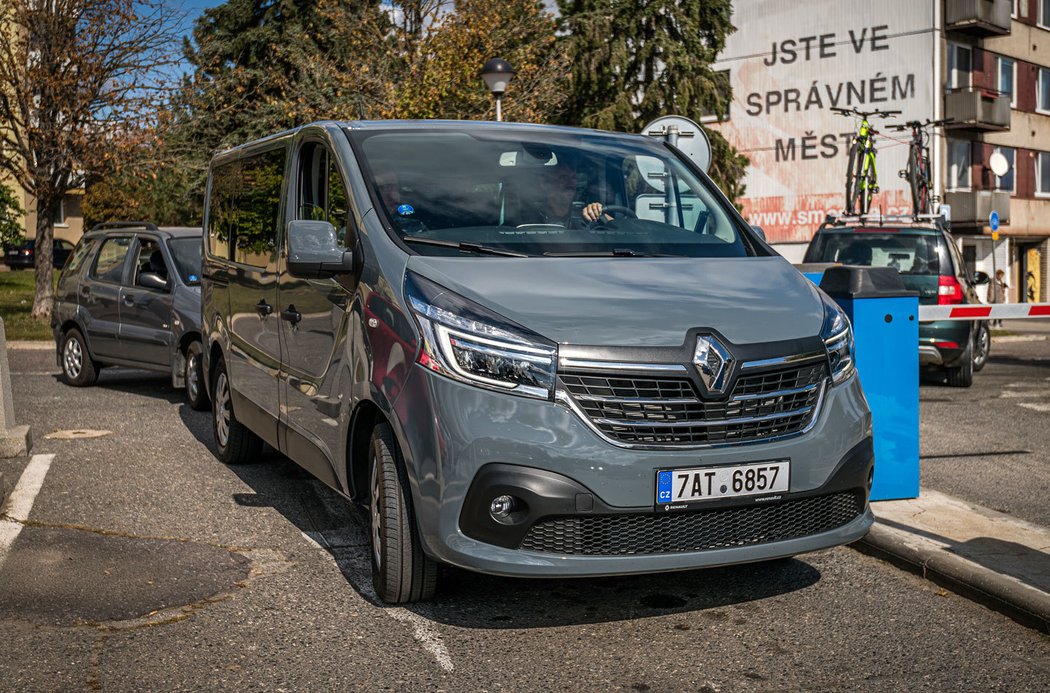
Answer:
[[214, 372, 231, 448], [63, 337, 82, 379]]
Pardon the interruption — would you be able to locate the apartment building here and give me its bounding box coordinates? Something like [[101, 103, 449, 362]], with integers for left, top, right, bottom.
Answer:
[[712, 0, 1048, 303]]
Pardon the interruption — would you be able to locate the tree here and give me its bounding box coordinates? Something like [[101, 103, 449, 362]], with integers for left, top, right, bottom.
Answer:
[[557, 0, 747, 200], [0, 0, 181, 319], [0, 183, 24, 249]]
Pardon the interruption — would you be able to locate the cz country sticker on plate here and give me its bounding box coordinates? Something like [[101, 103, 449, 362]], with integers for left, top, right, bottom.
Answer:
[[656, 460, 790, 507]]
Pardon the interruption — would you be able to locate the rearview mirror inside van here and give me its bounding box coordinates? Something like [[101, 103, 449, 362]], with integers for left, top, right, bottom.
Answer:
[[286, 220, 353, 278]]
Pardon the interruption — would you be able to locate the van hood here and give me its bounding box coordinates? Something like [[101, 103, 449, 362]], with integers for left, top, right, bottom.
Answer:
[[406, 256, 825, 347]]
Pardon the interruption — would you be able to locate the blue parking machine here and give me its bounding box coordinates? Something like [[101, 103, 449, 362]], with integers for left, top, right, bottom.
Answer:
[[819, 266, 920, 501]]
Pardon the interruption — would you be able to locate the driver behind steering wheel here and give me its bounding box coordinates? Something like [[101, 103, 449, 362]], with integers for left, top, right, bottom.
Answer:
[[532, 160, 611, 227]]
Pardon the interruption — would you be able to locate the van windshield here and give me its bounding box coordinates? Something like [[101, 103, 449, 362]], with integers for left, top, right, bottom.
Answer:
[[347, 127, 752, 258], [808, 231, 943, 276]]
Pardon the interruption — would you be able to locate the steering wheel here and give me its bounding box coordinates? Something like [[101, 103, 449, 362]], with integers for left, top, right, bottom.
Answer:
[[587, 204, 637, 228]]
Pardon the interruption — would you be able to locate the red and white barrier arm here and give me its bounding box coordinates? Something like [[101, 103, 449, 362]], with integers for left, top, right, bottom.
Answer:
[[918, 303, 1050, 321]]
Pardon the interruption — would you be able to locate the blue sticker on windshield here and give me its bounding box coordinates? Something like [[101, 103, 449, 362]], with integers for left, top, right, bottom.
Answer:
[[397, 204, 415, 216], [188, 274, 199, 282]]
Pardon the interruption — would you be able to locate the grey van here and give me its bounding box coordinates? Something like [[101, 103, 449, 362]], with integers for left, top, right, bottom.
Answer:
[[202, 121, 874, 603], [52, 222, 208, 410]]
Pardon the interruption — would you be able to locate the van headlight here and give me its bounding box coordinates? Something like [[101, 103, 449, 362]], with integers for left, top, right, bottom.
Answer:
[[820, 296, 855, 385], [404, 271, 557, 400]]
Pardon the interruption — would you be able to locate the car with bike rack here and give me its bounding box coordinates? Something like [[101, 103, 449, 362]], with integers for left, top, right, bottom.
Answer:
[[803, 212, 990, 387]]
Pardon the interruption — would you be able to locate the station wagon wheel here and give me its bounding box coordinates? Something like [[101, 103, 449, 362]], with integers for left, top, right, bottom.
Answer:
[[211, 356, 263, 464], [184, 341, 209, 411], [369, 422, 437, 604], [972, 324, 990, 373], [60, 327, 98, 387]]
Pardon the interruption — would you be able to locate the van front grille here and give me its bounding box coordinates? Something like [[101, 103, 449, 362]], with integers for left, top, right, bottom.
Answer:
[[560, 360, 827, 447], [519, 491, 864, 556]]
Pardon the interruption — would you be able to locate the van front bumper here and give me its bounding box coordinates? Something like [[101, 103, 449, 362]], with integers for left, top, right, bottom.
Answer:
[[391, 366, 873, 578]]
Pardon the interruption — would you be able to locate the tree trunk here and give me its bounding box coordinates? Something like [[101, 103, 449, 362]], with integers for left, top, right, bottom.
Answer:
[[30, 198, 55, 321]]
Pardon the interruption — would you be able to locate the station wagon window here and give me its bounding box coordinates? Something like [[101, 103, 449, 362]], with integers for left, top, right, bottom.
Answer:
[[132, 238, 169, 289], [64, 239, 95, 274], [234, 148, 286, 267], [208, 161, 237, 260], [91, 237, 132, 283]]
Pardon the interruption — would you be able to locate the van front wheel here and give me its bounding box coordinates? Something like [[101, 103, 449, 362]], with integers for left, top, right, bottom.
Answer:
[[369, 422, 437, 604]]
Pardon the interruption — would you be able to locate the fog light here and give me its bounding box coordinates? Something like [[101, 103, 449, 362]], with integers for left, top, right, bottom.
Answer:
[[490, 494, 515, 518]]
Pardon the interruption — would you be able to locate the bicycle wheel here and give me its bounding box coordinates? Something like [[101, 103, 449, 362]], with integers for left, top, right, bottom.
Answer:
[[857, 149, 876, 215], [845, 140, 865, 215], [916, 153, 931, 215], [907, 147, 921, 216]]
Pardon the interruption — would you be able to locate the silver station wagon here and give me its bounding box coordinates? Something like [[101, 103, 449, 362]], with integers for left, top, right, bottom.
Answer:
[[201, 120, 874, 603]]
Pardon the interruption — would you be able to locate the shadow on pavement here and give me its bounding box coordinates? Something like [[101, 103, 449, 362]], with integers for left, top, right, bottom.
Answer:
[[192, 426, 824, 629], [50, 368, 184, 404]]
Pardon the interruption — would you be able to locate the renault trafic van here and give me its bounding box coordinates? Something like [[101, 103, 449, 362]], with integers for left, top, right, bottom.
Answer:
[[202, 121, 873, 603]]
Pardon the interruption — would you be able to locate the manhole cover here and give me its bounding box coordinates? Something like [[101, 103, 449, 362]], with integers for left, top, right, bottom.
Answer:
[[44, 429, 112, 440]]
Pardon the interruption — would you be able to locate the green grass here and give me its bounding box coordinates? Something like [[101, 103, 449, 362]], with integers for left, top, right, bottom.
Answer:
[[0, 270, 55, 341]]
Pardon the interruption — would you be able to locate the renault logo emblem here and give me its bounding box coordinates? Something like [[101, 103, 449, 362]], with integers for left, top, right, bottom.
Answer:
[[693, 335, 733, 395]]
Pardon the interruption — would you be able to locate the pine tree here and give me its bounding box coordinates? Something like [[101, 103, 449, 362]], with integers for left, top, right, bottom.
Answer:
[[558, 0, 748, 201]]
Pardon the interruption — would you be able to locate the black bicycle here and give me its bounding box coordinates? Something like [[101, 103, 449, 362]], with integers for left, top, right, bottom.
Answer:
[[832, 107, 901, 215], [889, 118, 953, 217]]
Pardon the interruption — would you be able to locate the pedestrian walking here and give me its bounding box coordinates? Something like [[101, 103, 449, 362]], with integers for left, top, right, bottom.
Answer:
[[987, 269, 1008, 327]]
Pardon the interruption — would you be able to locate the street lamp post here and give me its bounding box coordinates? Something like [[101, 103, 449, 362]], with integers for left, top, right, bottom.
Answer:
[[480, 58, 516, 122]]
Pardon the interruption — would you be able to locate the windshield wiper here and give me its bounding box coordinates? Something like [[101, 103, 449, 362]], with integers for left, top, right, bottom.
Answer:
[[402, 237, 529, 258], [542, 249, 683, 258]]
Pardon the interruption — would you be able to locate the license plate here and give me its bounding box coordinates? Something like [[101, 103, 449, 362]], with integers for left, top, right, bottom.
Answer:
[[656, 460, 790, 506]]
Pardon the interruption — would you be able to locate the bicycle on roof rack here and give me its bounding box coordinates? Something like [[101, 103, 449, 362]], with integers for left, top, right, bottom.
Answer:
[[832, 106, 901, 216], [888, 118, 953, 218]]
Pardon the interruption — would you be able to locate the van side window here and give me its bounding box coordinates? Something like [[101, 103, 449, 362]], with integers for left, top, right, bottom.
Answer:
[[91, 237, 132, 283], [235, 148, 286, 267], [209, 161, 237, 260], [297, 141, 351, 243]]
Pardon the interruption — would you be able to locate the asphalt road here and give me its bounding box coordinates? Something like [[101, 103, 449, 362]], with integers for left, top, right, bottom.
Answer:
[[1, 345, 1049, 691], [920, 335, 1050, 527]]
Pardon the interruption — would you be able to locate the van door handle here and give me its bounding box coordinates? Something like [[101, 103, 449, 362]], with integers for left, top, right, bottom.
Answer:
[[123, 294, 135, 306], [281, 305, 301, 325], [256, 299, 273, 317]]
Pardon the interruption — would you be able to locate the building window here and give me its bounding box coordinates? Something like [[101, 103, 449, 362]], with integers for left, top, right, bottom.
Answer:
[[947, 139, 972, 191], [700, 70, 731, 123], [1039, 68, 1050, 114], [1037, 152, 1050, 197], [994, 148, 1015, 193], [1012, 0, 1020, 19], [997, 56, 1016, 107], [52, 198, 66, 226], [1041, 0, 1050, 28], [947, 43, 972, 91]]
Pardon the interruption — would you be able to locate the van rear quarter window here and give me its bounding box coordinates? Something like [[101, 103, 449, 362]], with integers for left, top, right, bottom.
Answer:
[[208, 161, 237, 260]]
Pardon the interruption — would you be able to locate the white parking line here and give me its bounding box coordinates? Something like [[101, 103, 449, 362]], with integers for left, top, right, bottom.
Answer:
[[301, 528, 455, 674], [1017, 402, 1050, 413], [0, 453, 55, 564]]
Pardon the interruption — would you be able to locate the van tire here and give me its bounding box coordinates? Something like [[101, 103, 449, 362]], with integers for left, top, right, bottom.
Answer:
[[369, 422, 437, 604], [184, 340, 209, 411], [945, 343, 974, 388], [211, 356, 263, 464], [61, 328, 98, 386]]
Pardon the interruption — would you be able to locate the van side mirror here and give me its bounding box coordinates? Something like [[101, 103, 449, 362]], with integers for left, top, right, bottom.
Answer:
[[138, 271, 169, 291], [973, 271, 990, 286], [286, 220, 353, 278], [750, 225, 767, 242]]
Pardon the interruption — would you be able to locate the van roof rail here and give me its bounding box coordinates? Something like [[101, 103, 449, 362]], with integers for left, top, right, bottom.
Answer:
[[91, 221, 159, 231]]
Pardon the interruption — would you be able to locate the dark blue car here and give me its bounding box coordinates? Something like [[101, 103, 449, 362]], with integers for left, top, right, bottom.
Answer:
[[4, 238, 75, 269]]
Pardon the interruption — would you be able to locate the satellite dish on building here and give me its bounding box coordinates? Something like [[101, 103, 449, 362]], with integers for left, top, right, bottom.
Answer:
[[989, 151, 1010, 178], [642, 115, 712, 174]]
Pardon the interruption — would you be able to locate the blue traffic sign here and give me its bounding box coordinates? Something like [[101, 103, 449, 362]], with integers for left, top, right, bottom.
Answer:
[[989, 210, 1000, 232]]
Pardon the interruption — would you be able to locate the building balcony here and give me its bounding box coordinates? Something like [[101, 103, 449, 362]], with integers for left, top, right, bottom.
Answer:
[[944, 88, 1011, 132], [944, 0, 1011, 36], [943, 190, 1010, 226]]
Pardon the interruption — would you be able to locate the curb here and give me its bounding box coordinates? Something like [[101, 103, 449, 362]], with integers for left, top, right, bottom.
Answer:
[[854, 525, 1050, 635]]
